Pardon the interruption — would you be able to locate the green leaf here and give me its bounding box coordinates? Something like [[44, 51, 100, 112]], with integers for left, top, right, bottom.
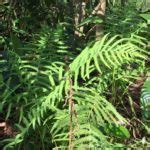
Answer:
[[78, 16, 103, 27], [140, 14, 150, 24], [10, 33, 23, 55], [103, 124, 130, 139]]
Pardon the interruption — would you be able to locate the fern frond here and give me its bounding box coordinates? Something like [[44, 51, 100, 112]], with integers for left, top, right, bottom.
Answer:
[[141, 76, 150, 121], [69, 34, 147, 85], [2, 34, 148, 149]]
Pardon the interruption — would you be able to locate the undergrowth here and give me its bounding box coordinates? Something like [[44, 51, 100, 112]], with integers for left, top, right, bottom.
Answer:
[[0, 0, 150, 149]]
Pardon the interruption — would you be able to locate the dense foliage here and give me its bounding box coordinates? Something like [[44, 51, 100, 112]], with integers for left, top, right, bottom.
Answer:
[[0, 0, 150, 149]]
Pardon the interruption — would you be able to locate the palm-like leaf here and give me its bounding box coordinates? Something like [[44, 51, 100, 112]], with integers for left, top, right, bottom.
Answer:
[[1, 33, 148, 149]]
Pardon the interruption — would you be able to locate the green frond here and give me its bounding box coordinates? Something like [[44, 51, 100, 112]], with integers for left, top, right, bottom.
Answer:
[[141, 76, 150, 121], [70, 34, 147, 83], [1, 33, 148, 149]]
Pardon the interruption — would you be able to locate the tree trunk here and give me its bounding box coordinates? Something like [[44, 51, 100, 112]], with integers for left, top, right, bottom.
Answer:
[[74, 0, 86, 37], [93, 0, 106, 40]]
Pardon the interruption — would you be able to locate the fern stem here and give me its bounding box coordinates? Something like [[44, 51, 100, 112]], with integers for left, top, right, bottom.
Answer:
[[68, 77, 74, 150]]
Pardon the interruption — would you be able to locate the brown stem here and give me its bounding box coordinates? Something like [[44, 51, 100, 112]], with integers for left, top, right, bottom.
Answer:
[[68, 77, 74, 150]]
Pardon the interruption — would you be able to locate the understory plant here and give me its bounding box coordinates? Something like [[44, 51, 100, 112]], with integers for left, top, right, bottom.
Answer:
[[0, 0, 150, 149], [0, 28, 149, 149]]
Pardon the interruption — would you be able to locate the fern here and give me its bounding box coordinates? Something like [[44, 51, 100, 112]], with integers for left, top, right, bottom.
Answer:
[[1, 0, 149, 149], [141, 76, 150, 121], [1, 33, 148, 149]]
